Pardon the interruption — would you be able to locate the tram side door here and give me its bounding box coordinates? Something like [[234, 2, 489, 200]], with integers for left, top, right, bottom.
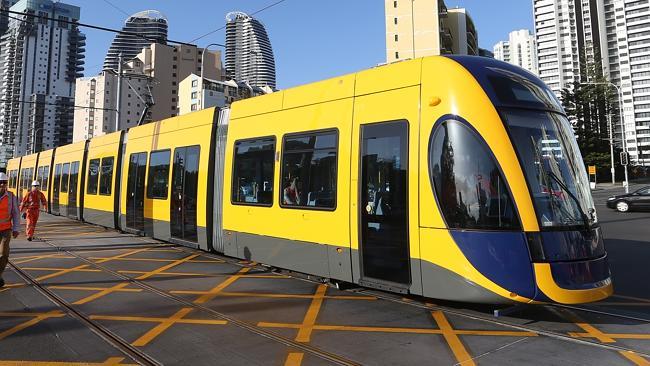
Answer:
[[126, 152, 147, 232], [359, 121, 410, 288], [52, 164, 61, 215], [170, 146, 200, 243], [67, 161, 79, 218]]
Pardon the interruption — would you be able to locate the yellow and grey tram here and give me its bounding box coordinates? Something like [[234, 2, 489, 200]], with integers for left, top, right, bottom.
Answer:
[[6, 55, 612, 304]]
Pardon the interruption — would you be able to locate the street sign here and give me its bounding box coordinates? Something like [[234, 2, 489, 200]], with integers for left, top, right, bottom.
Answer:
[[588, 165, 596, 175]]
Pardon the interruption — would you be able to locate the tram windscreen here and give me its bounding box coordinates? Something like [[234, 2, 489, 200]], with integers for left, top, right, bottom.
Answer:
[[501, 109, 597, 229]]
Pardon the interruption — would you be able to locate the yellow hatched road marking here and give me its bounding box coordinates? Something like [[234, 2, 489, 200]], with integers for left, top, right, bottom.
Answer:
[[73, 253, 200, 305], [258, 322, 536, 336], [12, 254, 73, 264], [122, 269, 289, 279], [89, 314, 228, 325], [89, 257, 223, 264], [432, 311, 476, 366], [569, 332, 650, 340], [180, 291, 376, 301], [130, 307, 213, 346], [284, 352, 304, 366], [48, 286, 142, 293], [22, 267, 102, 273], [193, 267, 251, 304], [296, 284, 327, 342], [0, 357, 137, 365], [0, 311, 66, 341], [620, 351, 650, 366]]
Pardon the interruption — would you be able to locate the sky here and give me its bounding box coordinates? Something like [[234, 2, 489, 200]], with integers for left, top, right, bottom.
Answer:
[[63, 0, 534, 89]]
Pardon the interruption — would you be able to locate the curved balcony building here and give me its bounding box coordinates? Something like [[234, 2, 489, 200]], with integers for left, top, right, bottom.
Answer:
[[225, 12, 276, 89], [103, 10, 168, 71]]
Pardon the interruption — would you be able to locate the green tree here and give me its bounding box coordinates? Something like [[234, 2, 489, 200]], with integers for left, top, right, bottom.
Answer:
[[560, 50, 620, 182]]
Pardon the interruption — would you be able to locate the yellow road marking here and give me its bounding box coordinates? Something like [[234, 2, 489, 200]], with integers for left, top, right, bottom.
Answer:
[[48, 286, 142, 293], [194, 291, 375, 301], [193, 267, 251, 304], [258, 322, 536, 336], [559, 309, 617, 343], [284, 352, 304, 366], [432, 311, 476, 366], [71, 251, 198, 305], [132, 308, 205, 346], [89, 314, 228, 325], [296, 284, 327, 342], [123, 270, 289, 279], [22, 267, 102, 273], [88, 257, 222, 264], [0, 311, 66, 341], [0, 357, 137, 365], [569, 332, 650, 340], [12, 254, 73, 264], [620, 351, 650, 366]]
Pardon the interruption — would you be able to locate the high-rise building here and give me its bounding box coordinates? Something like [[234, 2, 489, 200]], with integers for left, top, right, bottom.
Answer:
[[493, 41, 510, 62], [493, 30, 538, 74], [136, 43, 222, 121], [225, 11, 276, 89], [74, 43, 222, 141], [533, 0, 650, 165], [385, 0, 478, 63], [73, 71, 151, 142], [103, 10, 168, 71], [0, 0, 85, 161]]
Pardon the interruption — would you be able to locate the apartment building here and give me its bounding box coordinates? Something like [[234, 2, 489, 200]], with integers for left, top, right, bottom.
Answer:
[[533, 0, 650, 165], [225, 11, 276, 89], [74, 43, 222, 141], [493, 29, 538, 74], [178, 74, 272, 116], [0, 0, 85, 162], [385, 0, 479, 63], [72, 70, 151, 142]]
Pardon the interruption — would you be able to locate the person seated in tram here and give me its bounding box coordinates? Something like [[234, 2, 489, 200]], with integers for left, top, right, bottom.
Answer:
[[283, 177, 300, 205]]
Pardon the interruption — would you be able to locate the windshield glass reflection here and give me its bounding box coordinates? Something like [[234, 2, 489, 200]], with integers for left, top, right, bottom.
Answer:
[[502, 109, 596, 228]]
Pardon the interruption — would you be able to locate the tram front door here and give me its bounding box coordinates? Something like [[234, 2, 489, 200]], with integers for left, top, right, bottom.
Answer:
[[359, 121, 410, 287]]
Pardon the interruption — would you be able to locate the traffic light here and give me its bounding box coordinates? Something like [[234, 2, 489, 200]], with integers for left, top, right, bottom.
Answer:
[[620, 151, 629, 166]]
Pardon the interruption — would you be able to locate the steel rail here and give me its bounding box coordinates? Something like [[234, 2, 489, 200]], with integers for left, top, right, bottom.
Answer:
[[31, 235, 360, 366], [8, 261, 161, 366]]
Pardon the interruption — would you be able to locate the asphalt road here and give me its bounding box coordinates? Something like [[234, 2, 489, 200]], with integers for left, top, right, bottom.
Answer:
[[592, 183, 650, 305]]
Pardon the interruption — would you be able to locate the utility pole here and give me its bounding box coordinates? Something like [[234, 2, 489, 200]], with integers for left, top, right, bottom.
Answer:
[[115, 53, 123, 132], [607, 114, 615, 184]]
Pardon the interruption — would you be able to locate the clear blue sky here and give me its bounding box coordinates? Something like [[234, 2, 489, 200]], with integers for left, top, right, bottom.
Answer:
[[64, 0, 533, 89]]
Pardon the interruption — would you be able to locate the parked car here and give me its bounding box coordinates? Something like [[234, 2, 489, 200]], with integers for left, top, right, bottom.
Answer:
[[606, 186, 650, 212]]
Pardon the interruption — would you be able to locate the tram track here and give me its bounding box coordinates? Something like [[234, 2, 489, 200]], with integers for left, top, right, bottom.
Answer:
[[7, 261, 161, 366], [28, 222, 650, 363], [350, 288, 650, 359], [162, 242, 650, 360], [26, 235, 361, 366]]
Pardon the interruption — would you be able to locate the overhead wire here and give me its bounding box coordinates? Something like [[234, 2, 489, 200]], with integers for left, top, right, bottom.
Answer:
[[188, 0, 287, 43]]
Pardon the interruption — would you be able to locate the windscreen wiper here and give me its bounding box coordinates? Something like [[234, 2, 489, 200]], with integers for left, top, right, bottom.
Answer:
[[546, 170, 590, 230]]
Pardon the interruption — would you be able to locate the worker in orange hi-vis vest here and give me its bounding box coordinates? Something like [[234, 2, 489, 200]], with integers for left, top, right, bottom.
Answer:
[[0, 172, 20, 288], [20, 180, 47, 242]]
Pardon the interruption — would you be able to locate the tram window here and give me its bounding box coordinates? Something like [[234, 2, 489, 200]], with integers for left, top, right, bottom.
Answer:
[[429, 120, 520, 230], [232, 137, 275, 206], [41, 166, 49, 191], [99, 157, 114, 195], [69, 161, 79, 195], [86, 159, 100, 195], [61, 163, 70, 192], [147, 150, 171, 199], [280, 130, 338, 210]]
